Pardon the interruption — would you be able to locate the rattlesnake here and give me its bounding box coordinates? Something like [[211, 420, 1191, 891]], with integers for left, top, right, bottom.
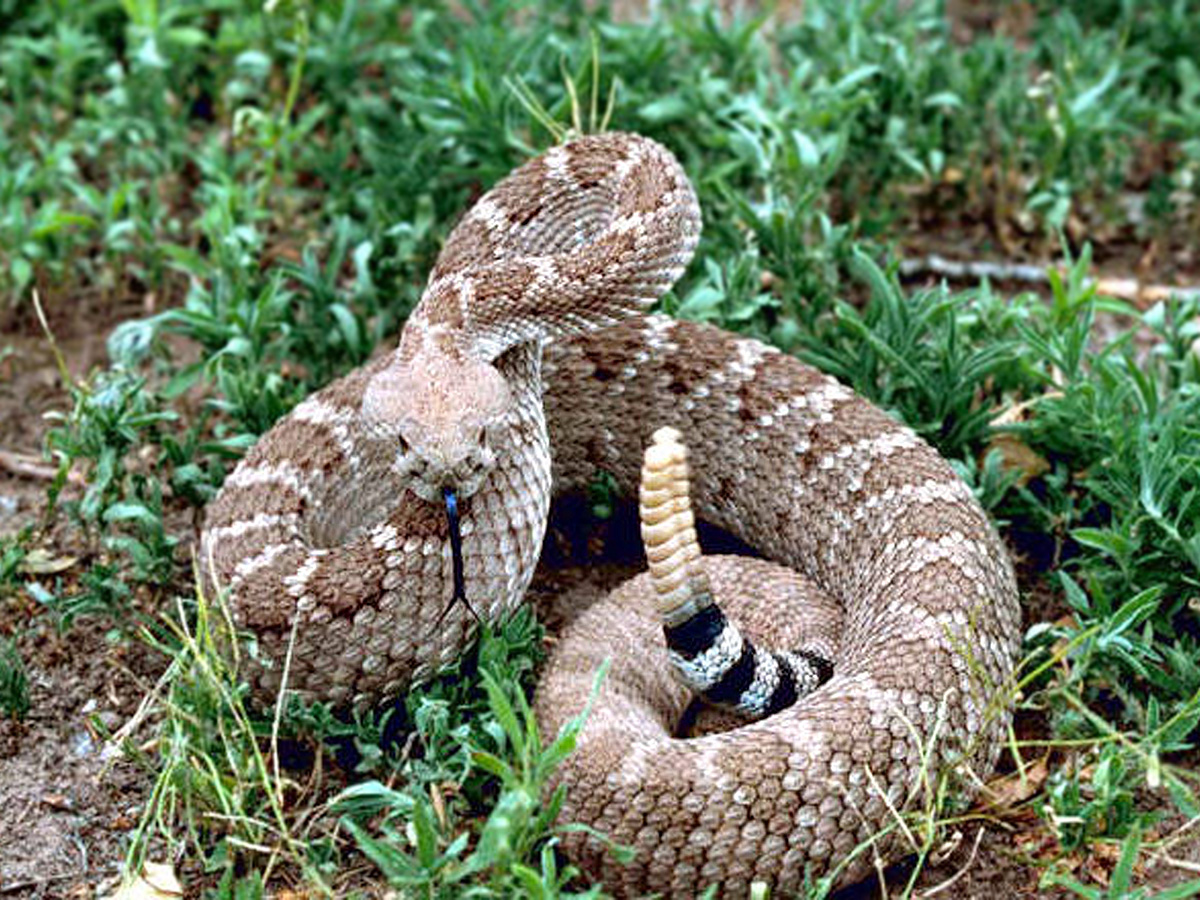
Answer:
[[200, 132, 1021, 894]]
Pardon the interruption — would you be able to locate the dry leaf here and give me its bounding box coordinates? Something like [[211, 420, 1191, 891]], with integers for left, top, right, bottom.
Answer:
[[19, 548, 78, 574], [106, 862, 182, 900], [979, 755, 1050, 810], [1084, 840, 1126, 888], [987, 398, 1054, 486], [989, 433, 1051, 485], [41, 793, 74, 811]]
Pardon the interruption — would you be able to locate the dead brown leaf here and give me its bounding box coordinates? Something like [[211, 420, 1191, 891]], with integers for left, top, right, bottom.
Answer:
[[979, 755, 1051, 811], [19, 548, 78, 575], [105, 862, 182, 900]]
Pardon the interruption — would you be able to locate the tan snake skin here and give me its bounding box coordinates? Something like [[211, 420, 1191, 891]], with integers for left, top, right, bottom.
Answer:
[[200, 132, 1021, 895]]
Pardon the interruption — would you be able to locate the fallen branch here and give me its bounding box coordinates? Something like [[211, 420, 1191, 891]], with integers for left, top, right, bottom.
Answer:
[[0, 449, 64, 483], [0, 449, 85, 487], [922, 826, 986, 897], [899, 253, 1200, 307], [0, 871, 83, 895]]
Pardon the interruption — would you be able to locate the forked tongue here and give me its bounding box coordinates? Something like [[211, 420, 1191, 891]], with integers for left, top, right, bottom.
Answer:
[[438, 486, 477, 625]]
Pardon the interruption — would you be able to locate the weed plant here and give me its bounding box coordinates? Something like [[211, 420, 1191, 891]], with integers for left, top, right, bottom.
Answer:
[[0, 637, 29, 721], [3, 0, 1200, 896]]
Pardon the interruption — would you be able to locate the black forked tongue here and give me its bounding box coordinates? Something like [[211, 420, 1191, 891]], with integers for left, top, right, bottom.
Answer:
[[435, 486, 480, 628]]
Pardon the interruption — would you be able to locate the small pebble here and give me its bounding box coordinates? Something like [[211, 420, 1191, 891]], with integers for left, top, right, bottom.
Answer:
[[70, 728, 96, 757]]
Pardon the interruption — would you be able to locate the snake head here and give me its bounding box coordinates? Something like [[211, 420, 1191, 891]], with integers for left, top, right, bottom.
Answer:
[[361, 340, 512, 505]]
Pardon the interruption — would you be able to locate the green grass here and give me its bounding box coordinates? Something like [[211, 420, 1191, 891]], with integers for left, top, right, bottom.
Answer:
[[3, 0, 1200, 896], [0, 636, 29, 722]]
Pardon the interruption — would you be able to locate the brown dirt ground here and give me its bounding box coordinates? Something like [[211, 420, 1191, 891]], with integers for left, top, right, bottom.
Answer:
[[0, 300, 173, 899]]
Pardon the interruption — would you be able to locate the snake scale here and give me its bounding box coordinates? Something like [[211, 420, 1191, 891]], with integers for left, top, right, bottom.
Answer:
[[200, 132, 1021, 895]]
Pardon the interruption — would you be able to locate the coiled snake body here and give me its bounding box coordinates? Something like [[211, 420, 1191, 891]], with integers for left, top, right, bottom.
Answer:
[[201, 133, 1021, 895]]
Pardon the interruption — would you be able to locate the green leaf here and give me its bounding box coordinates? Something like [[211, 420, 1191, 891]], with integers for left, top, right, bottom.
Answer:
[[832, 64, 881, 94], [1106, 586, 1164, 641], [342, 819, 417, 884], [161, 362, 206, 400], [166, 26, 208, 47], [412, 795, 438, 870], [1158, 878, 1200, 900], [329, 303, 362, 353], [1109, 827, 1139, 893], [482, 669, 524, 753], [637, 95, 690, 123], [10, 257, 33, 289], [790, 129, 821, 168], [923, 91, 963, 109], [1071, 528, 1134, 561], [510, 863, 547, 898], [470, 750, 510, 780], [1058, 572, 1091, 616], [1070, 64, 1120, 118]]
